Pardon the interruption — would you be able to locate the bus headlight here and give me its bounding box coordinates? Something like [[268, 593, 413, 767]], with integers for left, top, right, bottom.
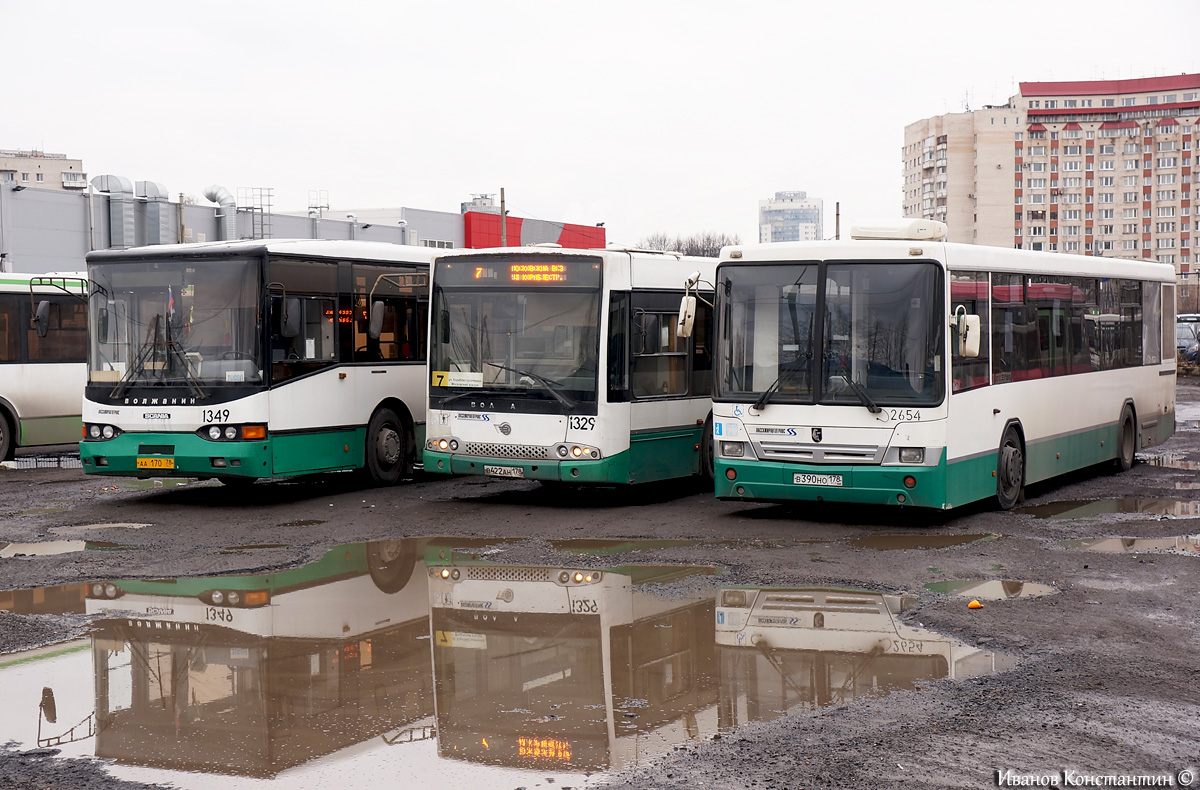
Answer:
[[89, 425, 101, 439], [224, 426, 237, 440], [720, 589, 752, 608], [899, 447, 925, 464], [720, 441, 745, 457], [208, 426, 222, 440], [84, 424, 121, 441], [553, 443, 600, 460]]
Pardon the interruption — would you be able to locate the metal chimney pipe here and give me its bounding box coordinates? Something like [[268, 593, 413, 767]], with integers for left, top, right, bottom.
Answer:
[[203, 185, 237, 241], [91, 175, 135, 249]]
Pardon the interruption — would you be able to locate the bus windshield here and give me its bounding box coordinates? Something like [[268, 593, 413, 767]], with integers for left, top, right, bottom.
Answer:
[[88, 258, 263, 388], [717, 262, 944, 407], [430, 284, 600, 405]]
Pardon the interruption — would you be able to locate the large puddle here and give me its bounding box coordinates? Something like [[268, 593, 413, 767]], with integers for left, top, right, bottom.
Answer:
[[1059, 535, 1200, 555], [1019, 499, 1200, 519], [0, 539, 1018, 787], [924, 580, 1056, 599]]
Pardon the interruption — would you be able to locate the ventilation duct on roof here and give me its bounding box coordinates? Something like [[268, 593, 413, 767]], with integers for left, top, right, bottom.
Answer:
[[136, 181, 171, 245], [203, 184, 237, 241], [91, 175, 135, 249]]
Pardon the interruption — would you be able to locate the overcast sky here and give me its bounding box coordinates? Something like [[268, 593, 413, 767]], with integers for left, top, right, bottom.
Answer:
[[8, 1, 1198, 246]]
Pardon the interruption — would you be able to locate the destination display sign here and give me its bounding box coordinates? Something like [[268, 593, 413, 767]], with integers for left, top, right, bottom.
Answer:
[[436, 256, 601, 287]]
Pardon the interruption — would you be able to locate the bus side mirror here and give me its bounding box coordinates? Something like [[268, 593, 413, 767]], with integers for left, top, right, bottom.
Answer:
[[957, 314, 981, 358], [677, 295, 697, 339], [368, 301, 385, 340], [282, 298, 302, 338], [39, 687, 57, 724], [33, 300, 51, 338]]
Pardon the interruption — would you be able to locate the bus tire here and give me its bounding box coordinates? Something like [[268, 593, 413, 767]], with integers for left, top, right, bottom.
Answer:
[[366, 539, 418, 593], [996, 425, 1025, 510], [365, 407, 406, 485], [0, 409, 13, 462], [1115, 407, 1136, 471], [699, 413, 715, 488]]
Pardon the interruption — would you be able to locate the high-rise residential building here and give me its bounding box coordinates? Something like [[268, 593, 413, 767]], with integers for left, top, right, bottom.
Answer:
[[759, 191, 823, 242], [903, 74, 1198, 272], [0, 149, 87, 191]]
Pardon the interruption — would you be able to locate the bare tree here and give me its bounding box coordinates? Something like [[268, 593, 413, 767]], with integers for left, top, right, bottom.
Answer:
[[637, 231, 741, 258]]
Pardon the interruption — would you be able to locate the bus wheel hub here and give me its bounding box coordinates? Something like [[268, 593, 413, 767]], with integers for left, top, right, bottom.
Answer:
[[377, 429, 401, 465]]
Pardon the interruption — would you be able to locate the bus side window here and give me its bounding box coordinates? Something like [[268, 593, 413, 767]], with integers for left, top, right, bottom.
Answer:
[[0, 294, 18, 362], [632, 310, 687, 398], [25, 298, 86, 363], [950, 271, 989, 393]]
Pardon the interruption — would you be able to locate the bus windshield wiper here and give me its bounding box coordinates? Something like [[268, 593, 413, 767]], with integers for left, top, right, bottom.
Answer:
[[487, 363, 575, 410], [752, 358, 808, 411], [831, 355, 882, 414]]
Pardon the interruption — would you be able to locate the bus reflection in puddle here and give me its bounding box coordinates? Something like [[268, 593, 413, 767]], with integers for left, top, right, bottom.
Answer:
[[9, 542, 1020, 786]]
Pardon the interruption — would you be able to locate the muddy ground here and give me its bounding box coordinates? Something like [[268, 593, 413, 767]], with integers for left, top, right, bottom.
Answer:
[[2, 384, 1199, 788]]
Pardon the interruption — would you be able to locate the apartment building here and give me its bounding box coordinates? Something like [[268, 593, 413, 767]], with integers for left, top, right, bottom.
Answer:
[[0, 149, 87, 191], [903, 74, 1197, 272], [759, 191, 823, 242]]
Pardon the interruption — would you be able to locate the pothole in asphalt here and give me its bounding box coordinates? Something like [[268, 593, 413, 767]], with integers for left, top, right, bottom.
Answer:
[[0, 540, 128, 558], [924, 579, 1057, 599], [0, 542, 1019, 787], [51, 523, 152, 534], [1020, 499, 1200, 519], [123, 478, 196, 490], [848, 533, 1000, 550], [275, 519, 327, 527], [1059, 535, 1200, 554], [219, 543, 292, 554]]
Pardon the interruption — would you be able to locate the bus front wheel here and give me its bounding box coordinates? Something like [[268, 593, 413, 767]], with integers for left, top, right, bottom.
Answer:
[[699, 413, 715, 488], [366, 539, 418, 593], [365, 407, 408, 485], [996, 426, 1025, 510], [1115, 407, 1136, 471]]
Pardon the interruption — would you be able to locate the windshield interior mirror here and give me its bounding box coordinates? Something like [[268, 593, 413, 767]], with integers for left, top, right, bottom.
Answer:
[[956, 311, 981, 358], [33, 300, 50, 338], [97, 307, 110, 343], [677, 295, 697, 338], [368, 300, 385, 339], [282, 298, 302, 338]]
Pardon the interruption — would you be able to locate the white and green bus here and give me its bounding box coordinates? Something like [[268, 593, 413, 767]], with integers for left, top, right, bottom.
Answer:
[[78, 240, 435, 485], [424, 247, 717, 485], [0, 273, 88, 460], [701, 220, 1175, 510]]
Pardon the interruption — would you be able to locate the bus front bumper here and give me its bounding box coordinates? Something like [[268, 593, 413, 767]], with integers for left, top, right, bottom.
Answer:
[[80, 432, 272, 479], [423, 450, 631, 484], [715, 454, 949, 508]]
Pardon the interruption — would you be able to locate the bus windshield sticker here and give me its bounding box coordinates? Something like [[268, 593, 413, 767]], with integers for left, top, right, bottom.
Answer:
[[431, 370, 483, 387]]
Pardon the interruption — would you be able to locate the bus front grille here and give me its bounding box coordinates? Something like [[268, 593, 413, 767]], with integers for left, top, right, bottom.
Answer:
[[462, 442, 550, 460], [466, 566, 552, 582], [755, 442, 883, 464]]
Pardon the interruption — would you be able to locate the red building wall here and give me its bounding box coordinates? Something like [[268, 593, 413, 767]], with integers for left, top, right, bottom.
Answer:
[[463, 212, 606, 249]]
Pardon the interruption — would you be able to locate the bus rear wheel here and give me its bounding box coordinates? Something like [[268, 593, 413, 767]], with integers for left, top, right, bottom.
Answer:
[[365, 407, 408, 485], [996, 426, 1025, 510], [1115, 407, 1136, 471], [0, 411, 13, 462]]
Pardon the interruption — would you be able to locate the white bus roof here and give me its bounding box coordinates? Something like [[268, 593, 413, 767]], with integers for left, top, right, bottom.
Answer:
[[719, 238, 1176, 283], [86, 239, 439, 264]]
